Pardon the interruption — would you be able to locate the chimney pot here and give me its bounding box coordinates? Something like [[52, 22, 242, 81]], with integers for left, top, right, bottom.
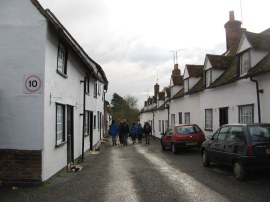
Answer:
[[229, 11, 235, 21]]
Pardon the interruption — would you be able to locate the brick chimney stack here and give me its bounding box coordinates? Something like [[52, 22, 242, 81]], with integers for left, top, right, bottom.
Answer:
[[154, 83, 159, 97], [224, 11, 244, 51], [172, 64, 181, 76]]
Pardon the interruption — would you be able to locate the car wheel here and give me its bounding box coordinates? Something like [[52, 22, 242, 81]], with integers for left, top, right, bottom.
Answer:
[[172, 144, 178, 154], [233, 161, 246, 181], [202, 150, 210, 167]]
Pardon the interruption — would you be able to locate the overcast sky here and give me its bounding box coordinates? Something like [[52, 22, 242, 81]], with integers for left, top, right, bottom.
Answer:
[[38, 0, 270, 108]]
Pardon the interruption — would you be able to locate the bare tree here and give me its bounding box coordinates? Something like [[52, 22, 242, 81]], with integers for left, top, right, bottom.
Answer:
[[124, 95, 138, 110]]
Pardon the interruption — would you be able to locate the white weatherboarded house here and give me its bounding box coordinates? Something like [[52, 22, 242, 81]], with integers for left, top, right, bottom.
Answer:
[[0, 0, 108, 184]]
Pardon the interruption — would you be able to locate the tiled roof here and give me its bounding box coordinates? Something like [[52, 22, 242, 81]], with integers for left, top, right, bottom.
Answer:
[[261, 28, 270, 35], [171, 88, 184, 99], [209, 57, 238, 88], [245, 31, 270, 50], [187, 78, 204, 95], [186, 65, 204, 77], [206, 54, 234, 70], [30, 0, 108, 86], [171, 75, 183, 85], [248, 53, 270, 76]]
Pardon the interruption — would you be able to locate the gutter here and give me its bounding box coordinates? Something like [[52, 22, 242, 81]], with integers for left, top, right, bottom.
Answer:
[[250, 77, 263, 123]]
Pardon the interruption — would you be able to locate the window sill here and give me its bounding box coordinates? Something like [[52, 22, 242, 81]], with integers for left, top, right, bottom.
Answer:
[[204, 129, 213, 132], [57, 70, 68, 78], [55, 141, 67, 148]]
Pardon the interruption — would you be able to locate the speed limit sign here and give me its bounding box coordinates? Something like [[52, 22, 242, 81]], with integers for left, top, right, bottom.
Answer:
[[24, 74, 43, 94]]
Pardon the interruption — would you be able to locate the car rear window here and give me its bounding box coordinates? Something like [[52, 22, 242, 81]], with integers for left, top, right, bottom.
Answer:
[[248, 125, 270, 143], [176, 125, 201, 134]]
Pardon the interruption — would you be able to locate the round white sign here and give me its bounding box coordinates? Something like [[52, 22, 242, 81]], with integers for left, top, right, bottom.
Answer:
[[24, 75, 42, 93]]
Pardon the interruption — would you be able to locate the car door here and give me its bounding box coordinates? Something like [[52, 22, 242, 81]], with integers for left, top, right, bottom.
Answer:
[[223, 126, 245, 165], [208, 126, 230, 162], [163, 128, 173, 147]]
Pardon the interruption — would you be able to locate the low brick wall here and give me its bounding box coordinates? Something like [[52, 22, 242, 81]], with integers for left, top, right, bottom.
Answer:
[[0, 149, 42, 185]]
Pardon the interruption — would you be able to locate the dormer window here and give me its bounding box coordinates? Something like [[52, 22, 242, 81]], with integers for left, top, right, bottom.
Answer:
[[205, 69, 212, 87], [240, 51, 251, 76], [184, 79, 189, 92]]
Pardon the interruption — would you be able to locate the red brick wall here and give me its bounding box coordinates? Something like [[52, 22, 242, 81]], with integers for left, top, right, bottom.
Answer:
[[0, 149, 42, 185]]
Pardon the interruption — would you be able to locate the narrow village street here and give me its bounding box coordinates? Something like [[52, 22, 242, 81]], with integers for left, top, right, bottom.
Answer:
[[1, 136, 270, 202]]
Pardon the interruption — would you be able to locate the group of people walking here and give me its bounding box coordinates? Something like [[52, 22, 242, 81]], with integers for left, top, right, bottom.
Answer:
[[108, 119, 152, 146]]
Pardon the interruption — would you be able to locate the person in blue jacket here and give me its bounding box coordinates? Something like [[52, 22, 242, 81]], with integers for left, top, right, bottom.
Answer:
[[109, 120, 118, 146], [130, 122, 137, 144]]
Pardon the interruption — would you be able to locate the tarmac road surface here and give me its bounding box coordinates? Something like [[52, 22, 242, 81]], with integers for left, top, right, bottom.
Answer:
[[1, 136, 270, 202]]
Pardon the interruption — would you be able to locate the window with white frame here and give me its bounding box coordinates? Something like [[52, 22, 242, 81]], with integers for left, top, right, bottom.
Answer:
[[205, 109, 213, 130], [240, 51, 251, 76], [57, 43, 67, 75], [239, 104, 254, 124], [185, 112, 190, 124], [184, 79, 189, 92], [56, 104, 65, 145], [205, 69, 212, 87], [85, 111, 90, 135]]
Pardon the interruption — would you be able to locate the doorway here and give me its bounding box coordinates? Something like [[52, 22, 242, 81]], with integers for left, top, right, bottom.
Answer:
[[67, 105, 74, 167], [219, 107, 228, 127], [89, 111, 93, 150]]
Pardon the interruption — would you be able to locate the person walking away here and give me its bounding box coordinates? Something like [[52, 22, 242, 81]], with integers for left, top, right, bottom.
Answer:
[[136, 123, 143, 143], [143, 122, 152, 145], [130, 123, 137, 144], [121, 119, 129, 146], [118, 121, 123, 144], [109, 120, 118, 146]]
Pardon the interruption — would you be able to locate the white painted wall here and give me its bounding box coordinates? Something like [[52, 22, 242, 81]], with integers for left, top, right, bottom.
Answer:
[[0, 0, 46, 150], [256, 74, 270, 123], [0, 0, 106, 182], [199, 79, 257, 136]]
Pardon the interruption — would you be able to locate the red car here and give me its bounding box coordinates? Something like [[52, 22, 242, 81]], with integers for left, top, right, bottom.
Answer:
[[161, 124, 206, 154]]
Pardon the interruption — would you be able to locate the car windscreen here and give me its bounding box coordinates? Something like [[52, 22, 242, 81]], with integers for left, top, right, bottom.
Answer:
[[176, 125, 201, 135], [248, 125, 270, 143]]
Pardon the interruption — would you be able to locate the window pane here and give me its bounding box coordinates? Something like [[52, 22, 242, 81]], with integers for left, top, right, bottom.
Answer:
[[240, 51, 250, 75], [205, 109, 213, 130], [56, 104, 64, 143], [239, 105, 253, 124], [57, 44, 66, 73]]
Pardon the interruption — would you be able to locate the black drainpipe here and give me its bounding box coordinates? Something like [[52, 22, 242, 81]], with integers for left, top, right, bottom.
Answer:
[[250, 77, 263, 123]]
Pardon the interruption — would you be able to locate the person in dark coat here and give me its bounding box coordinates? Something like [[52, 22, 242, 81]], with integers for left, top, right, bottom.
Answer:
[[136, 123, 143, 143], [121, 119, 129, 146], [118, 121, 123, 144], [143, 122, 152, 145]]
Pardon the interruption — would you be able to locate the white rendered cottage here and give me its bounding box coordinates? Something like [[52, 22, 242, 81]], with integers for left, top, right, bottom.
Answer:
[[0, 0, 108, 184], [140, 11, 270, 138]]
